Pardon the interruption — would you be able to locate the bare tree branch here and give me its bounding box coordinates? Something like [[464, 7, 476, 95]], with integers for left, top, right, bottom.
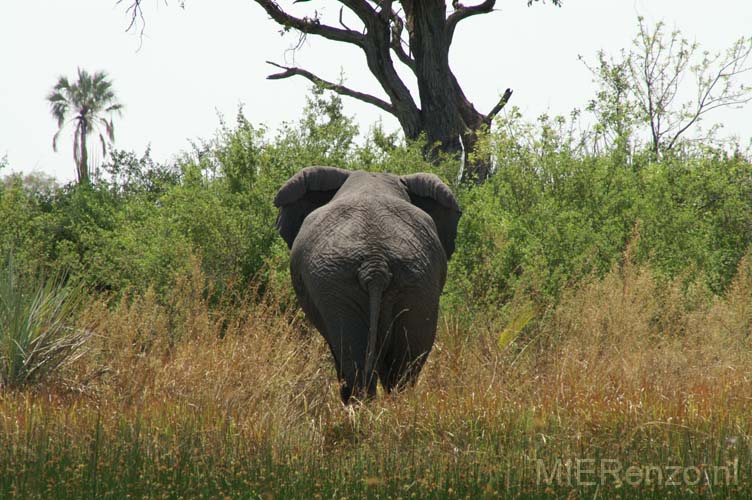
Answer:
[[338, 7, 354, 31], [343, 4, 421, 136], [445, 0, 496, 44], [666, 38, 752, 150], [485, 88, 513, 125], [338, 0, 379, 25], [391, 39, 416, 72], [118, 0, 149, 37], [255, 0, 365, 46], [629, 18, 752, 153], [388, 12, 416, 72], [378, 0, 394, 22], [119, 0, 184, 42], [118, 0, 142, 30], [266, 61, 395, 115]]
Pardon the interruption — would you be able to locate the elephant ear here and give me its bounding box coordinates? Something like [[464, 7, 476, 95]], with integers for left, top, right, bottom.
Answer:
[[401, 173, 462, 260], [274, 166, 351, 248]]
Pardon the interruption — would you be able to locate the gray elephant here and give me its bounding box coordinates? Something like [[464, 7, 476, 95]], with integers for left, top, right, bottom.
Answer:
[[274, 166, 461, 404]]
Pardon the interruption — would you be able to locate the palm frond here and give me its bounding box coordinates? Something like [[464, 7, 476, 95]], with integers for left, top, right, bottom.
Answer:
[[52, 128, 62, 152], [105, 103, 124, 115], [47, 78, 72, 127], [48, 97, 68, 126], [52, 76, 72, 94], [99, 132, 107, 157], [99, 117, 115, 142]]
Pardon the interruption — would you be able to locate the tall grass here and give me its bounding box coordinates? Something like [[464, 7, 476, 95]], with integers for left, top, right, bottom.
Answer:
[[1, 256, 751, 498]]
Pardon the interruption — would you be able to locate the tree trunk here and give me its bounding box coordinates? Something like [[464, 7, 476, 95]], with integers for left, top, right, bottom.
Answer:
[[359, 5, 423, 141], [79, 121, 89, 185], [251, 0, 521, 184], [128, 0, 558, 182], [404, 1, 494, 182]]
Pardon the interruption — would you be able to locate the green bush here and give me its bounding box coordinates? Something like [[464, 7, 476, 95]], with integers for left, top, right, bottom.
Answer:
[[446, 110, 752, 313], [1, 88, 750, 313], [0, 253, 88, 388]]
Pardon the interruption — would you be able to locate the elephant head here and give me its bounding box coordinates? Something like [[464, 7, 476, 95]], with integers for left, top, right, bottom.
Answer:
[[275, 166, 461, 403]]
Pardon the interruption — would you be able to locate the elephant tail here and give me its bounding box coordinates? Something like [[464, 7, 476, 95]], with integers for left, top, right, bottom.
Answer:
[[358, 259, 392, 390]]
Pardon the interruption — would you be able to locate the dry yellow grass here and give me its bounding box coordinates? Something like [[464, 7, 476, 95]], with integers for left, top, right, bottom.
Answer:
[[2, 254, 751, 497]]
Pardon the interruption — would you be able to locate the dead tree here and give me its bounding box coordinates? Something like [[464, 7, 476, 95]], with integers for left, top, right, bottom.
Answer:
[[121, 0, 560, 182]]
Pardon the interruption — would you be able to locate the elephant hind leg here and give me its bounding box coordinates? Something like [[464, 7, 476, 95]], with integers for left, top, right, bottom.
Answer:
[[340, 367, 378, 404], [379, 350, 429, 394], [378, 311, 436, 394], [322, 312, 377, 405]]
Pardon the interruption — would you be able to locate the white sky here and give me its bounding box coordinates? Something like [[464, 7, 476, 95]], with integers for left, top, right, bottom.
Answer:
[[1, 1, 751, 183]]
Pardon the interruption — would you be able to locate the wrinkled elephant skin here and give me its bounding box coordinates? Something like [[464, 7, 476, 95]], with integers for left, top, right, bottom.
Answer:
[[275, 167, 461, 404]]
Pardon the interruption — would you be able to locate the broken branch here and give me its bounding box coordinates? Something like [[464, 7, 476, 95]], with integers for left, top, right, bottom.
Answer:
[[445, 0, 496, 44], [485, 88, 513, 125], [255, 0, 365, 46], [266, 61, 395, 115]]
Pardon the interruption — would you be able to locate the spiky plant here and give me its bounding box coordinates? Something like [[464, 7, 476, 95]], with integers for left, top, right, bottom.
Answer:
[[0, 255, 89, 388], [47, 68, 123, 185]]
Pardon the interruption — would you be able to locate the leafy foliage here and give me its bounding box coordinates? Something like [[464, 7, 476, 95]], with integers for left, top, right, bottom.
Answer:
[[582, 17, 752, 157], [448, 108, 752, 317], [4, 82, 752, 313]]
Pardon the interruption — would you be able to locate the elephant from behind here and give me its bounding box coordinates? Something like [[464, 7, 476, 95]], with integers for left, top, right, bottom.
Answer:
[[275, 166, 461, 404]]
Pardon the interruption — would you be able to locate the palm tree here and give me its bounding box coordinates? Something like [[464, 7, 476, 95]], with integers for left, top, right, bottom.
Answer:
[[47, 69, 123, 185]]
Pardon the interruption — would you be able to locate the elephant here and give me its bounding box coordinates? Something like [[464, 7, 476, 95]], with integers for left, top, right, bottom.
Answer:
[[274, 166, 461, 404]]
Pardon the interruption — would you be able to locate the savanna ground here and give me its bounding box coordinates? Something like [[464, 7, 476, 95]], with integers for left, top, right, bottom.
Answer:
[[2, 254, 752, 499], [3, 86, 752, 498]]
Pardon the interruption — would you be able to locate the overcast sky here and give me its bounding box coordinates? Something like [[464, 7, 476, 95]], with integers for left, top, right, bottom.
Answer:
[[1, 1, 751, 183]]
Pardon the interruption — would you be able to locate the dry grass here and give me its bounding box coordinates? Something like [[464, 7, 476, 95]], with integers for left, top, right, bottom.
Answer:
[[2, 255, 752, 498]]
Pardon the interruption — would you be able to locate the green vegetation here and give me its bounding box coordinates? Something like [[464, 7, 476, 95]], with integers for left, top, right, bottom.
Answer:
[[2, 20, 752, 497], [2, 85, 751, 497], [0, 253, 88, 388], [5, 90, 751, 306]]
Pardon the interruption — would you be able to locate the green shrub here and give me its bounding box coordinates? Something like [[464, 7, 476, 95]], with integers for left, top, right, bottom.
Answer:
[[0, 254, 89, 388], [1, 88, 750, 311], [445, 111, 752, 313]]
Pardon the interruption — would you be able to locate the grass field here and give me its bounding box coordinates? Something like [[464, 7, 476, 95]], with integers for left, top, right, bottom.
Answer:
[[2, 256, 752, 499]]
